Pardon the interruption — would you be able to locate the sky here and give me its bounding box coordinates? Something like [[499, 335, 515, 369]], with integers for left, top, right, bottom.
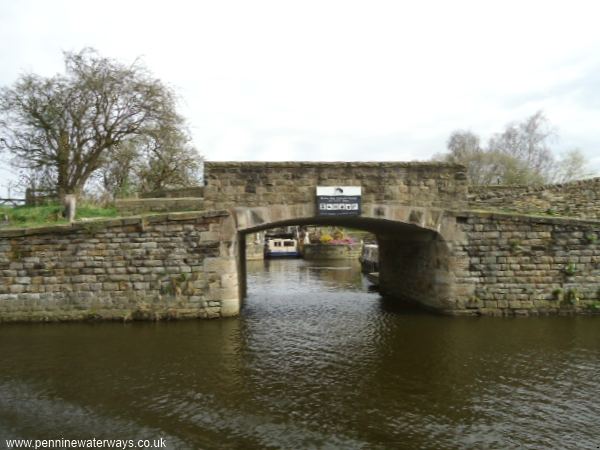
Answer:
[[1, 0, 600, 195]]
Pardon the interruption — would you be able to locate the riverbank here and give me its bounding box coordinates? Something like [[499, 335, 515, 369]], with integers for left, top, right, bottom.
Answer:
[[0, 203, 118, 228], [302, 242, 362, 260]]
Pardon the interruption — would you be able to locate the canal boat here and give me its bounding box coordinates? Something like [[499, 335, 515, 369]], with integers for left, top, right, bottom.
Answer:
[[359, 244, 379, 273], [366, 272, 379, 287], [264, 236, 300, 258]]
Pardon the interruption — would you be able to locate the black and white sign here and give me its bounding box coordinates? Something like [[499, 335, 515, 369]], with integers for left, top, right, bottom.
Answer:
[[316, 186, 361, 216]]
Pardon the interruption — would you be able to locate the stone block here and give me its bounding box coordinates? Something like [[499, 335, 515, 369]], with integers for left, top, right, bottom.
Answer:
[[9, 285, 24, 293], [220, 273, 238, 288], [203, 257, 236, 274], [200, 231, 220, 241]]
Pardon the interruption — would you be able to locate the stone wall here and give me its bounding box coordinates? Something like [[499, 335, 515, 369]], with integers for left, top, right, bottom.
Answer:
[[204, 162, 468, 210], [140, 186, 205, 199], [468, 178, 600, 219], [115, 198, 205, 216], [302, 243, 362, 260], [374, 210, 600, 316], [0, 211, 239, 322], [453, 211, 600, 315]]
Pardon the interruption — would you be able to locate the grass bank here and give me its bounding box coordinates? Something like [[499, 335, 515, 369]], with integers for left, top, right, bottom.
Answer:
[[0, 203, 118, 229]]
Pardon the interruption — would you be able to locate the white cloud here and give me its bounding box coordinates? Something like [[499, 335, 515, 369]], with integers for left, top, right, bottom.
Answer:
[[1, 0, 600, 196]]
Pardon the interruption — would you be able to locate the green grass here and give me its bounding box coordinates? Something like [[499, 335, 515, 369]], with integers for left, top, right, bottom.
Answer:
[[0, 203, 118, 229], [76, 204, 118, 219]]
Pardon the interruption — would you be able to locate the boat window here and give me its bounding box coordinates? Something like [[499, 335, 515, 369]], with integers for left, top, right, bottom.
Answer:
[[283, 241, 295, 247]]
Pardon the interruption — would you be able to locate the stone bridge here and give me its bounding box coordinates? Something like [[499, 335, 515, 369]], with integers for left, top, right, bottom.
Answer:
[[1, 162, 600, 322], [201, 162, 600, 317], [203, 162, 470, 314]]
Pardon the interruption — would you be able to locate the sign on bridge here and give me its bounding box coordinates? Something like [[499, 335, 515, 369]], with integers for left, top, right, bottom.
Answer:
[[316, 186, 361, 216]]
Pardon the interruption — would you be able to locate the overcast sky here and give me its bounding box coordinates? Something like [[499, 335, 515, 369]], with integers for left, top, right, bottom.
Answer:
[[1, 0, 600, 194]]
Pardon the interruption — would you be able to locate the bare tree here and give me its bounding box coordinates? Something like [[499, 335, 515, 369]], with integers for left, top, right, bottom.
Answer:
[[96, 125, 202, 198], [441, 130, 490, 184], [488, 111, 556, 183], [98, 140, 139, 198], [438, 112, 593, 185], [0, 48, 191, 199], [446, 130, 481, 162], [553, 148, 592, 183], [134, 127, 202, 193]]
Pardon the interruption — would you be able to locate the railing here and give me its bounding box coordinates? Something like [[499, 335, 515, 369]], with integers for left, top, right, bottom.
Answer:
[[0, 198, 26, 207], [25, 188, 59, 206]]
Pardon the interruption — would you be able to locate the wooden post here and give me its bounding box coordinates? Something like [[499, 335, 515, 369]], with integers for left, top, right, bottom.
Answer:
[[25, 188, 33, 206]]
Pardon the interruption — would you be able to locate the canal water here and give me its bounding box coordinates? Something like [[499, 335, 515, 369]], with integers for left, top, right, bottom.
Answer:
[[1, 258, 599, 449]]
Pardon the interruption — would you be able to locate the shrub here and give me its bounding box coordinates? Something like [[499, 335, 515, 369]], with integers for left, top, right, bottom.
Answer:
[[563, 288, 579, 305], [564, 262, 578, 276], [319, 234, 333, 244]]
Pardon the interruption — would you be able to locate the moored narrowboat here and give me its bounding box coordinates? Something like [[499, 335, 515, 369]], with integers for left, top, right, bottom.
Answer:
[[264, 237, 300, 258]]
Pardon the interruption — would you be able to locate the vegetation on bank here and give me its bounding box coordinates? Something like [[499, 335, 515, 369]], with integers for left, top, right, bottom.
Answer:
[[308, 227, 374, 245], [0, 203, 118, 228]]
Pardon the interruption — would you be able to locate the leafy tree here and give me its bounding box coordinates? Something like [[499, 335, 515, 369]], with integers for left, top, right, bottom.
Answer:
[[0, 48, 200, 198]]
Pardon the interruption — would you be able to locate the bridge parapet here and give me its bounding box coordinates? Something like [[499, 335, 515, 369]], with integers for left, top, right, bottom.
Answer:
[[469, 177, 600, 219], [204, 161, 468, 210]]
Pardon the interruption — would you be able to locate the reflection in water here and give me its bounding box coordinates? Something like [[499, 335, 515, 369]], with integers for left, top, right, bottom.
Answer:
[[0, 258, 599, 449]]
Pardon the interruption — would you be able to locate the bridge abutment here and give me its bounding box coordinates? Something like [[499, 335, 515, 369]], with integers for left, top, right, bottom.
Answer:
[[378, 231, 456, 313], [0, 211, 241, 322]]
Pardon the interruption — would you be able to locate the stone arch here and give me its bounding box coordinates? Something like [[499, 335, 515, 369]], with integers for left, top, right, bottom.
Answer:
[[231, 204, 462, 314]]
